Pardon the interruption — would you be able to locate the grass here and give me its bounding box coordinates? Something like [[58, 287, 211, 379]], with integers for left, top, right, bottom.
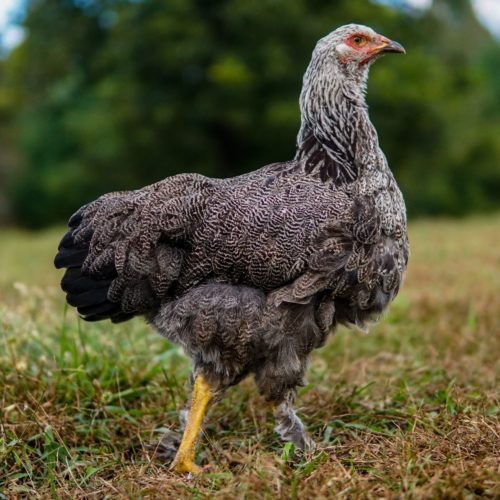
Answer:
[[1, 215, 499, 498]]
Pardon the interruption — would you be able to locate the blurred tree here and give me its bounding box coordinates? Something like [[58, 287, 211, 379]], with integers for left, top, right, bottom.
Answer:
[[0, 0, 499, 227]]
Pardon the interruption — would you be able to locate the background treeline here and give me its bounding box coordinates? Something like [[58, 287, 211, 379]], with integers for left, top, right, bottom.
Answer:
[[0, 0, 499, 228]]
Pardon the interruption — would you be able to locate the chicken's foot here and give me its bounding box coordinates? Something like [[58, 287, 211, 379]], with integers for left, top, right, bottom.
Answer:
[[170, 375, 213, 474]]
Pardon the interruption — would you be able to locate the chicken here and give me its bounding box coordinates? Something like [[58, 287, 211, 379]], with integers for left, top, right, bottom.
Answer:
[[54, 24, 408, 474]]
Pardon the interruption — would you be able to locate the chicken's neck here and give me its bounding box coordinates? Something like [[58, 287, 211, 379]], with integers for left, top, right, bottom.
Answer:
[[295, 70, 381, 184]]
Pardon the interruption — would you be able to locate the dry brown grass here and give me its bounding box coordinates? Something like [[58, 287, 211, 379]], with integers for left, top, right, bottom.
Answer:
[[1, 215, 499, 498]]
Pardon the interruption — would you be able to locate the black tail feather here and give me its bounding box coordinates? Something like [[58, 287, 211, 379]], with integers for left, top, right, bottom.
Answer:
[[78, 301, 121, 317], [56, 223, 133, 323], [67, 287, 110, 308], [54, 247, 88, 269], [58, 229, 76, 249], [82, 312, 134, 323], [62, 274, 113, 294], [68, 205, 88, 228]]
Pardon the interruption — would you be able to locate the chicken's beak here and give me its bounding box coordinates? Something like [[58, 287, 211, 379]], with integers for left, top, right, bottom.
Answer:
[[374, 37, 406, 55]]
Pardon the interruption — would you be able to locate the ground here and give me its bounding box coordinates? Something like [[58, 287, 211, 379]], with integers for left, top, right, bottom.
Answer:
[[0, 215, 499, 498]]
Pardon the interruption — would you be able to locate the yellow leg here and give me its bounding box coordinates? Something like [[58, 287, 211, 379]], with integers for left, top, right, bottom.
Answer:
[[170, 375, 213, 474]]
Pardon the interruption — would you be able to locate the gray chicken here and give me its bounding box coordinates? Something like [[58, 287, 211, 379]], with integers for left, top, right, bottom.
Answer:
[[55, 24, 408, 474]]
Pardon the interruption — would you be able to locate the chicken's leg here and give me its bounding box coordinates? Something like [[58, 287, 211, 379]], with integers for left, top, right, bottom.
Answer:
[[274, 389, 314, 452], [170, 374, 213, 474]]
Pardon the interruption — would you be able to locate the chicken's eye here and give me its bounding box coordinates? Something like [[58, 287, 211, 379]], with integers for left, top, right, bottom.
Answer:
[[351, 35, 367, 47]]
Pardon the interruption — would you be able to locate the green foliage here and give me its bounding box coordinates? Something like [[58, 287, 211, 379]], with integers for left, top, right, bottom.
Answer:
[[1, 0, 499, 227]]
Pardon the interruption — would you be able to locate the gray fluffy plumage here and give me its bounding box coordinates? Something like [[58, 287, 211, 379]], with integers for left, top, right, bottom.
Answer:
[[55, 24, 409, 452]]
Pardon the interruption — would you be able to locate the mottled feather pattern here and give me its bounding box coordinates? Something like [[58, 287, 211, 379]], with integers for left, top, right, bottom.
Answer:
[[55, 24, 409, 448]]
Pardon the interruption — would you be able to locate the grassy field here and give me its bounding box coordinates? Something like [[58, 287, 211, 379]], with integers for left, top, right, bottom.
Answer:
[[1, 215, 499, 498]]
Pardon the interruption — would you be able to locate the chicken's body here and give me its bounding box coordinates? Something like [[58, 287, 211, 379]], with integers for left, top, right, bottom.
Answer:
[[55, 24, 409, 471]]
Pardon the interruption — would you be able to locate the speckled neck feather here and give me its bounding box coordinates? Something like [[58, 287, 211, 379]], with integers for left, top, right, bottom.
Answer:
[[295, 37, 379, 184]]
